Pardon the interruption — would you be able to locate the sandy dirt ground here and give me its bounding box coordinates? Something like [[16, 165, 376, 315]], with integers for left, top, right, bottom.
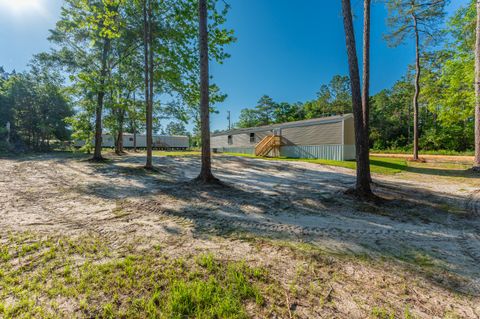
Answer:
[[1, 152, 480, 318]]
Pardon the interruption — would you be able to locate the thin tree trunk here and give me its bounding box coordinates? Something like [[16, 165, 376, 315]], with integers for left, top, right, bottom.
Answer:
[[93, 90, 105, 160], [116, 109, 125, 155], [407, 102, 411, 143], [93, 38, 110, 161], [143, 0, 153, 168], [474, 0, 480, 169], [341, 0, 372, 196], [362, 0, 372, 182], [133, 92, 137, 152], [195, 0, 218, 183], [148, 1, 154, 164], [133, 128, 137, 152], [117, 130, 123, 154], [412, 13, 421, 161]]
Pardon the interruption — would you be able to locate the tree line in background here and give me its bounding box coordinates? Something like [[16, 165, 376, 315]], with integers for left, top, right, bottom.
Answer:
[[234, 0, 476, 154], [0, 64, 72, 151]]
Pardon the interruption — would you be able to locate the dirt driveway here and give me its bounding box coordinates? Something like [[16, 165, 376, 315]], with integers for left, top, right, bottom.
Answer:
[[1, 152, 479, 318]]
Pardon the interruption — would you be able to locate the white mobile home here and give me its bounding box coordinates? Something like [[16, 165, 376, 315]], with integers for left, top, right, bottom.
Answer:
[[211, 114, 355, 161], [75, 133, 189, 150]]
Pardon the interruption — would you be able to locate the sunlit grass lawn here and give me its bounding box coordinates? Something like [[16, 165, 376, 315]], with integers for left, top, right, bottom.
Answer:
[[222, 153, 473, 176], [152, 150, 200, 157]]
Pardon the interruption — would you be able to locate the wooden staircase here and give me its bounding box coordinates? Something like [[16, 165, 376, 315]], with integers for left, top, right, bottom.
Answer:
[[255, 135, 282, 157]]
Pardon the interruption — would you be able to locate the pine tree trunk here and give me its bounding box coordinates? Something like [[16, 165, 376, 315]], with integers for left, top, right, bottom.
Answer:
[[412, 13, 421, 161], [93, 90, 104, 160], [341, 0, 372, 196], [116, 109, 125, 155], [133, 129, 137, 152], [143, 0, 152, 169], [148, 2, 154, 165], [93, 38, 110, 161], [133, 92, 137, 153], [195, 0, 218, 183], [117, 130, 123, 154], [407, 102, 411, 143], [474, 0, 480, 169], [362, 0, 372, 182]]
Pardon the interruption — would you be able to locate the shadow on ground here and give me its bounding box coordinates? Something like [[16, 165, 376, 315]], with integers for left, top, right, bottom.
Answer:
[[3, 152, 480, 296], [370, 158, 476, 178]]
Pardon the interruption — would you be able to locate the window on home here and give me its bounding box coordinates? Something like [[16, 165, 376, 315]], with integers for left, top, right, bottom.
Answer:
[[250, 133, 255, 143], [129, 137, 133, 142], [228, 135, 233, 145]]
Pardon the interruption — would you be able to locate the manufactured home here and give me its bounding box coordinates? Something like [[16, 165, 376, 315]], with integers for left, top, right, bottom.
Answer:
[[75, 133, 189, 150], [211, 114, 355, 161]]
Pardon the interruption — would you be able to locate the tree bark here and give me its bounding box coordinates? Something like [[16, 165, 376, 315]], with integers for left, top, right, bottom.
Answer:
[[93, 92, 104, 160], [143, 0, 153, 169], [133, 92, 137, 152], [93, 38, 110, 161], [195, 0, 218, 183], [412, 12, 421, 161], [341, 0, 372, 196], [474, 0, 480, 169], [362, 0, 372, 182], [147, 1, 154, 167], [115, 109, 125, 155]]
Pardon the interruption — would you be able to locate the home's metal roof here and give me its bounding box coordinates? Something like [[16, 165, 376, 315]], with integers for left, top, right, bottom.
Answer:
[[211, 113, 353, 137], [120, 133, 188, 138]]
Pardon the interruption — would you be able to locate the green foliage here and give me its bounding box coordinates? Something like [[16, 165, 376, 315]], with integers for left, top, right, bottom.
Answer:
[[417, 0, 476, 152], [165, 121, 188, 136], [385, 0, 448, 47], [235, 75, 351, 129], [370, 78, 413, 150], [303, 75, 352, 119], [0, 64, 72, 151]]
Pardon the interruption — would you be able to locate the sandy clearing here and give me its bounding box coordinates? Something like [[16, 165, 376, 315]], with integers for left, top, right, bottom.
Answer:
[[1, 152, 479, 318]]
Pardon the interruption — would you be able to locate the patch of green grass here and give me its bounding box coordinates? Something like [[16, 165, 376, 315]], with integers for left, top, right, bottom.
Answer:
[[195, 253, 218, 272], [153, 150, 200, 157], [163, 276, 251, 319], [398, 250, 437, 268], [371, 306, 395, 319], [0, 233, 269, 318], [0, 245, 10, 262]]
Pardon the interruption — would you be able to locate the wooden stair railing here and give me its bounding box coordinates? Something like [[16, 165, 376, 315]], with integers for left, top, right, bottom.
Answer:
[[255, 135, 273, 156], [255, 135, 281, 157]]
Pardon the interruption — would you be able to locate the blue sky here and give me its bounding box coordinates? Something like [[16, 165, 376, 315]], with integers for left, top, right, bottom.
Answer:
[[0, 0, 470, 132]]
